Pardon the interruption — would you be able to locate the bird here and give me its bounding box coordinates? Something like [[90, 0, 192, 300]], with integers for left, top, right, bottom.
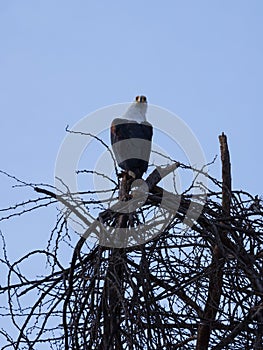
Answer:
[[110, 95, 153, 179]]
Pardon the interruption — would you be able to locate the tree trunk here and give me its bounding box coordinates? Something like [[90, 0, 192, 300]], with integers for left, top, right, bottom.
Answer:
[[196, 132, 231, 350]]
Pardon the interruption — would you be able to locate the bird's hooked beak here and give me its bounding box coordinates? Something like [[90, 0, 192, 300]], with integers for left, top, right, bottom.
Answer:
[[135, 95, 147, 104]]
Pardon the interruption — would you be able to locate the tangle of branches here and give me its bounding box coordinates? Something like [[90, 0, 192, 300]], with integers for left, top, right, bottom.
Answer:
[[0, 133, 262, 350]]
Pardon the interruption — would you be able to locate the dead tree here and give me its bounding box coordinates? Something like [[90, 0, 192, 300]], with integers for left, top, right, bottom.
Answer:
[[196, 133, 231, 349], [0, 133, 263, 349]]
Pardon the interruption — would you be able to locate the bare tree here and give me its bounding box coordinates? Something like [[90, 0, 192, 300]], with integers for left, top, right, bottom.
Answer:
[[0, 133, 262, 349]]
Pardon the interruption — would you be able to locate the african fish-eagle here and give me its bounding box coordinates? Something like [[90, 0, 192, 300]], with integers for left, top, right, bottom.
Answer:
[[110, 95, 153, 179]]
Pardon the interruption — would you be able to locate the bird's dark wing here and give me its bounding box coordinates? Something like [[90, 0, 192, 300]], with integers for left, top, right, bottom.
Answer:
[[111, 118, 153, 177], [111, 118, 152, 143]]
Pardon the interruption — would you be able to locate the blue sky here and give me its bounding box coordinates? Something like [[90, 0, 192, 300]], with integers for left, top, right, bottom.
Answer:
[[0, 0, 263, 264], [0, 0, 263, 345]]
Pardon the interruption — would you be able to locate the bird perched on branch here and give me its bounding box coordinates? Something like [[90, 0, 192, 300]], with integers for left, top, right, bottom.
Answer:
[[110, 96, 153, 179]]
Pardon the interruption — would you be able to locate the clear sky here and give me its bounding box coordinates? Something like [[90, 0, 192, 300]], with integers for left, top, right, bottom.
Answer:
[[0, 0, 263, 265], [0, 0, 263, 344]]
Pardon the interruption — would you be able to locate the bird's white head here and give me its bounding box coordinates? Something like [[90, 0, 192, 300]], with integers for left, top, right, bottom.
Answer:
[[123, 95, 148, 123]]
